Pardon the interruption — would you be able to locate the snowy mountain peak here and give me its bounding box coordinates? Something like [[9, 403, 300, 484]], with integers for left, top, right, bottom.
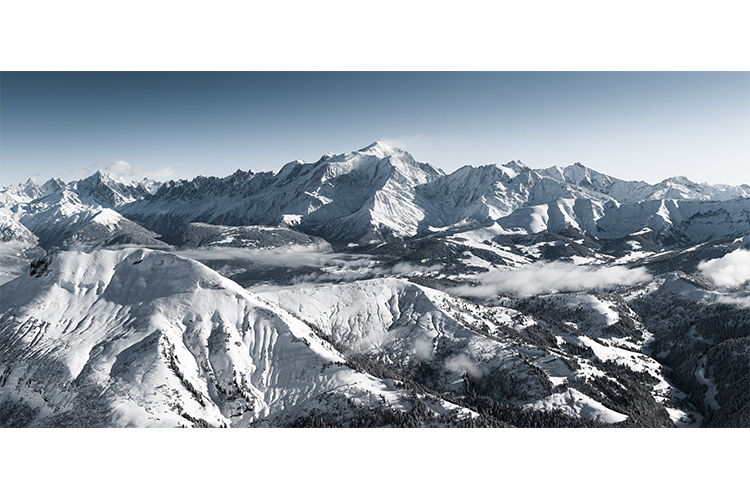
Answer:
[[42, 178, 66, 194], [538, 163, 630, 201], [95, 169, 125, 183], [358, 140, 398, 157], [0, 178, 46, 206], [668, 175, 691, 183], [91, 207, 125, 227], [75, 170, 155, 207], [0, 211, 38, 245], [503, 160, 530, 171], [225, 169, 256, 186], [568, 162, 606, 181], [21, 178, 44, 196]]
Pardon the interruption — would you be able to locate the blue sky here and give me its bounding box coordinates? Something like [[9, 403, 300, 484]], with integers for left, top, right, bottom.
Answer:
[[1, 71, 748, 187]]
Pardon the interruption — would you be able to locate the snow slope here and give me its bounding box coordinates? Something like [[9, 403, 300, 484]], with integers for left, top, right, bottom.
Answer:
[[259, 277, 658, 423], [0, 248, 431, 427], [0, 212, 46, 285]]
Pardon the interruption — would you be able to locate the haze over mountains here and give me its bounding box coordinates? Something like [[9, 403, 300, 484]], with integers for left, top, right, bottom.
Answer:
[[1, 142, 748, 427]]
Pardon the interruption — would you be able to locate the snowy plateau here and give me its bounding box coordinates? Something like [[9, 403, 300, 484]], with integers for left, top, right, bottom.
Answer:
[[1, 141, 749, 428]]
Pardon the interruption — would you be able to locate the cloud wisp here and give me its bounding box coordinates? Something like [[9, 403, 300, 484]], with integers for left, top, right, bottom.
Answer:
[[448, 262, 652, 298], [61, 166, 90, 177], [174, 245, 356, 268], [698, 248, 750, 288], [98, 161, 179, 179], [178, 245, 444, 287], [390, 262, 442, 275], [412, 337, 434, 361], [715, 295, 750, 309], [444, 354, 483, 378]]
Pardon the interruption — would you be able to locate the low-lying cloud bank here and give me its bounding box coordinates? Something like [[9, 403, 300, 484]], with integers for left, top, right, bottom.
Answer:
[[448, 262, 652, 297], [698, 248, 750, 288], [179, 246, 444, 288], [716, 295, 750, 309], [174, 245, 357, 268]]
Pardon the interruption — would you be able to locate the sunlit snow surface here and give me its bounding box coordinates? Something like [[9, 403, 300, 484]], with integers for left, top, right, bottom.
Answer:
[[1, 248, 468, 427], [525, 388, 628, 423], [1, 244, 717, 427], [256, 276, 699, 425]]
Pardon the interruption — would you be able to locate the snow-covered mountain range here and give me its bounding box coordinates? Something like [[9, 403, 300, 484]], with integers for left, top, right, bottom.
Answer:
[[1, 142, 748, 427], [3, 141, 748, 251]]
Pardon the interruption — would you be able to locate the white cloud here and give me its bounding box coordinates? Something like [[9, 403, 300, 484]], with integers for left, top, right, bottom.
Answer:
[[61, 166, 90, 176], [449, 262, 652, 298], [174, 245, 367, 269], [61, 161, 176, 180], [100, 161, 179, 179], [137, 166, 179, 178], [378, 135, 429, 152], [444, 354, 483, 378], [698, 249, 750, 287], [412, 337, 434, 361], [391, 262, 442, 275], [715, 295, 750, 309], [102, 160, 133, 174], [178, 246, 443, 288]]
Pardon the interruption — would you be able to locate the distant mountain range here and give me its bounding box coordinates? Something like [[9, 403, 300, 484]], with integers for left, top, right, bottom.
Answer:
[[3, 141, 749, 251]]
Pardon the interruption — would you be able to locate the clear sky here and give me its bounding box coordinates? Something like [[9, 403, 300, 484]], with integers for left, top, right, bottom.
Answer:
[[1, 71, 748, 187]]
